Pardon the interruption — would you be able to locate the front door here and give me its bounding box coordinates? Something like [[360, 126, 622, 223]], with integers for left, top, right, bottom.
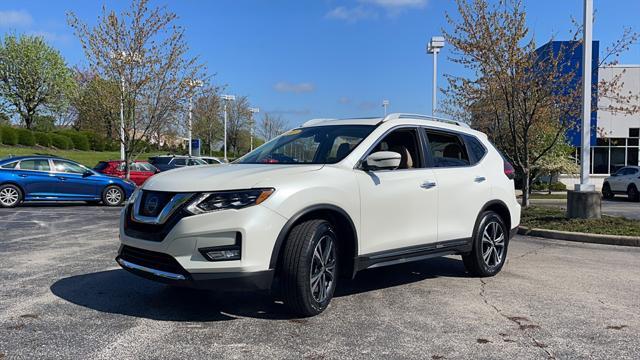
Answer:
[[51, 160, 100, 199], [355, 127, 439, 254]]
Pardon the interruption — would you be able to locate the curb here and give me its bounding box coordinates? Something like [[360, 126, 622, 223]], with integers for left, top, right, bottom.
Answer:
[[517, 226, 640, 247]]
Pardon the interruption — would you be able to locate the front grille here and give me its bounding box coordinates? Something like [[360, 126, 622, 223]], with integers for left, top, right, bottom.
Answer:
[[139, 191, 174, 217], [124, 189, 193, 242], [118, 245, 188, 276]]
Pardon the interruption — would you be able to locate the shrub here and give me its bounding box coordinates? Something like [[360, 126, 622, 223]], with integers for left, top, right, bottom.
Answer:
[[16, 128, 35, 146], [0, 126, 18, 145], [34, 132, 52, 147], [82, 131, 106, 151], [58, 130, 90, 150], [50, 134, 73, 150], [549, 182, 567, 191]]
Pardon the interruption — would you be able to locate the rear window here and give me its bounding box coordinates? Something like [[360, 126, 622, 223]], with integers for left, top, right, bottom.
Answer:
[[464, 135, 487, 165], [1, 161, 18, 169]]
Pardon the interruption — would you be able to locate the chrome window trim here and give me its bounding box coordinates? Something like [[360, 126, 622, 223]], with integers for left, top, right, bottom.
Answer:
[[132, 190, 195, 225]]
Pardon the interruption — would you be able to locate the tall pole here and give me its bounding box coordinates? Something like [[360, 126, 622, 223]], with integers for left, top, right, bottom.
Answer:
[[249, 107, 259, 152], [188, 95, 193, 156], [120, 75, 125, 161], [223, 101, 228, 162], [427, 36, 444, 117], [382, 100, 389, 116], [578, 0, 593, 191]]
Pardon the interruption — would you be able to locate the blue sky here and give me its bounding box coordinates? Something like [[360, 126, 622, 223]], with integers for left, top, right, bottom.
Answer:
[[1, 0, 639, 128]]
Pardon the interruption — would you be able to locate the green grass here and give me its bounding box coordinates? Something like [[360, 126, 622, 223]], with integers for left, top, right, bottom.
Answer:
[[0, 145, 166, 167], [528, 193, 568, 200], [521, 206, 640, 237]]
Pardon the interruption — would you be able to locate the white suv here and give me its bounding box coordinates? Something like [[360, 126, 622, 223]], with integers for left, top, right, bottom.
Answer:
[[602, 166, 640, 201], [117, 113, 521, 316]]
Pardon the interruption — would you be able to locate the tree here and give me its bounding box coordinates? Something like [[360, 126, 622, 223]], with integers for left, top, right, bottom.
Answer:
[[534, 142, 579, 194], [442, 0, 637, 207], [258, 112, 287, 142], [72, 69, 120, 140], [0, 34, 76, 129], [192, 86, 223, 155], [226, 96, 251, 155], [68, 0, 205, 178]]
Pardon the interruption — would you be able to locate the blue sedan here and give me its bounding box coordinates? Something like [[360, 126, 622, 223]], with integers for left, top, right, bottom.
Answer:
[[0, 155, 136, 208]]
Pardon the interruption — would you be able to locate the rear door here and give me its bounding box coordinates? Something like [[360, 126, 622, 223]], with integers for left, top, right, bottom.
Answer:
[[15, 159, 57, 199], [424, 128, 491, 242]]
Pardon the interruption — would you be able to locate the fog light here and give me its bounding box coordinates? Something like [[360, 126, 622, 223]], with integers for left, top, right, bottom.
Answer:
[[205, 249, 240, 261]]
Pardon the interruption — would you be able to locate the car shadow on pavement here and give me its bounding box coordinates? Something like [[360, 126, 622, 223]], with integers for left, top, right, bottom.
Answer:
[[50, 256, 467, 321]]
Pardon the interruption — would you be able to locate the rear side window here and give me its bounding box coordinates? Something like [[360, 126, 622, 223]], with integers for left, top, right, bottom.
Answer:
[[1, 161, 18, 169], [424, 130, 470, 167], [150, 157, 170, 165], [172, 158, 186, 166], [19, 159, 51, 171], [464, 135, 487, 165]]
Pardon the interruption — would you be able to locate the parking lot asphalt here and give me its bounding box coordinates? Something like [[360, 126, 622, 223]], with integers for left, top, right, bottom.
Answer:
[[1, 204, 639, 359]]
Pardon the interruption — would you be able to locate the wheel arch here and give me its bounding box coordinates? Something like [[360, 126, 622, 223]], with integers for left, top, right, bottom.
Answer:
[[478, 200, 512, 235], [269, 204, 359, 279], [0, 181, 25, 197]]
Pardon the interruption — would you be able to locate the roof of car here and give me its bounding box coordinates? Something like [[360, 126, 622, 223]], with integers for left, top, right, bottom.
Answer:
[[0, 155, 69, 163], [300, 113, 471, 129]]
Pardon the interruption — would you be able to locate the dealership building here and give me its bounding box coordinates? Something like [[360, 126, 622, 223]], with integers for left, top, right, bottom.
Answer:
[[538, 41, 640, 189]]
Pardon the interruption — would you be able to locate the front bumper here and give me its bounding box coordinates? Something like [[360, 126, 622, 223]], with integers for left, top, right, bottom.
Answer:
[[116, 245, 274, 291]]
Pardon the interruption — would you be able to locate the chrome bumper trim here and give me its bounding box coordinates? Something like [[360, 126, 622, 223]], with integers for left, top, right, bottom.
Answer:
[[117, 258, 186, 280]]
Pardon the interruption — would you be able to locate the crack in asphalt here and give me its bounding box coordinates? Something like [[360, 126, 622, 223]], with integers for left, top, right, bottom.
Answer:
[[479, 279, 555, 359]]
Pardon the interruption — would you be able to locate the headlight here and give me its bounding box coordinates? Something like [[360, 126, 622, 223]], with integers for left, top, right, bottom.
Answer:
[[186, 188, 274, 215], [127, 187, 141, 205]]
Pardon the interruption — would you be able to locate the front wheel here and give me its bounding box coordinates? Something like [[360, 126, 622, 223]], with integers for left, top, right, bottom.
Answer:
[[280, 219, 338, 317], [462, 211, 509, 277], [0, 184, 22, 208], [102, 185, 124, 206]]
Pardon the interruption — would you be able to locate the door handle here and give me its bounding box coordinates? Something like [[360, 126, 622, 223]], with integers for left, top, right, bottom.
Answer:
[[57, 176, 67, 181], [421, 180, 437, 189], [474, 176, 486, 183], [18, 174, 28, 178]]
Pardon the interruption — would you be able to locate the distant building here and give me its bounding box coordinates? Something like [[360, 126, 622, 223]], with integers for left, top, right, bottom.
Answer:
[[536, 41, 640, 189]]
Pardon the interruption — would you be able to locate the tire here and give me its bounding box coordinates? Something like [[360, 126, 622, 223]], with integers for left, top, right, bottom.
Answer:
[[462, 211, 509, 277], [628, 184, 640, 202], [0, 184, 22, 208], [602, 183, 614, 200], [102, 185, 124, 206], [280, 219, 338, 317]]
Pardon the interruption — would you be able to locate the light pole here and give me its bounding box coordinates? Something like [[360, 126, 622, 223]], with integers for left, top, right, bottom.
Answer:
[[426, 36, 445, 116], [221, 94, 236, 162], [185, 79, 203, 156], [382, 100, 389, 116], [249, 107, 259, 151], [110, 51, 141, 161]]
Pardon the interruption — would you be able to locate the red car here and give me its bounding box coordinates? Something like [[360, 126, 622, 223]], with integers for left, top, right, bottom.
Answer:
[[94, 160, 158, 186]]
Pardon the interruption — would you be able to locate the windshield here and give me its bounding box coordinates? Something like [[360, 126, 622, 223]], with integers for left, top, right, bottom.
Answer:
[[236, 125, 375, 165]]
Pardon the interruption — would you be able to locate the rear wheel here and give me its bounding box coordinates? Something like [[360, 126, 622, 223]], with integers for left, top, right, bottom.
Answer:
[[102, 185, 124, 206], [602, 183, 614, 200], [280, 219, 338, 317], [628, 184, 640, 202], [0, 184, 22, 208], [462, 211, 509, 277]]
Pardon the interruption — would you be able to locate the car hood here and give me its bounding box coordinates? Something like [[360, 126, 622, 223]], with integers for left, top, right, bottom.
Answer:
[[141, 164, 324, 192]]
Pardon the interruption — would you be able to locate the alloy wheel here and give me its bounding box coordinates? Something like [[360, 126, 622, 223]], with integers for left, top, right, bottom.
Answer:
[[0, 187, 19, 207], [105, 188, 122, 205], [481, 221, 505, 267], [309, 234, 337, 303]]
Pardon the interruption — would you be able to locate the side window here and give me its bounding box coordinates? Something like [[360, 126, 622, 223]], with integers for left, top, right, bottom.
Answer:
[[53, 160, 86, 174], [19, 159, 51, 171], [172, 158, 186, 166], [371, 128, 422, 169], [629, 168, 639, 176], [464, 135, 487, 165], [1, 161, 18, 169], [425, 130, 470, 167]]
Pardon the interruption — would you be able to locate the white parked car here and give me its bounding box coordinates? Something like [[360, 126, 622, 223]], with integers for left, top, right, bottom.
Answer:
[[602, 166, 640, 201], [117, 113, 521, 316]]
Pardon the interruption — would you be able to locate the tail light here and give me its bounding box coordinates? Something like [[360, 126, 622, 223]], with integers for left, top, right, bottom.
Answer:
[[503, 160, 515, 180]]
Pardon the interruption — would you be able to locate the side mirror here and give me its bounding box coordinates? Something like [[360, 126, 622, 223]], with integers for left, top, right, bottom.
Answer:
[[82, 170, 93, 177], [364, 151, 401, 171]]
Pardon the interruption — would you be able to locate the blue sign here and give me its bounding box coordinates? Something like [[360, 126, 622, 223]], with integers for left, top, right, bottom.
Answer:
[[191, 139, 201, 150]]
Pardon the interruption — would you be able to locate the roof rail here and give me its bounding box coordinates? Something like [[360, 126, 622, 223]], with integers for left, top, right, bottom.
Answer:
[[382, 113, 470, 128], [301, 118, 336, 127]]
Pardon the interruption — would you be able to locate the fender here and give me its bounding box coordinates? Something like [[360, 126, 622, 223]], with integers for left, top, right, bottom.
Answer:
[[477, 199, 514, 237], [268, 203, 358, 271]]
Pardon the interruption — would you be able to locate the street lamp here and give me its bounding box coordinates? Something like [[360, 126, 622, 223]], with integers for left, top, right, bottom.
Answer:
[[249, 107, 259, 151], [109, 51, 141, 161], [426, 36, 445, 116], [185, 79, 203, 156], [221, 94, 236, 162], [382, 100, 389, 116]]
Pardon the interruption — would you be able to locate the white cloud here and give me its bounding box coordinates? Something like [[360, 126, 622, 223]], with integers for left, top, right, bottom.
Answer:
[[273, 81, 316, 94], [0, 10, 33, 28], [27, 31, 71, 44], [325, 6, 377, 23], [338, 96, 351, 104]]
